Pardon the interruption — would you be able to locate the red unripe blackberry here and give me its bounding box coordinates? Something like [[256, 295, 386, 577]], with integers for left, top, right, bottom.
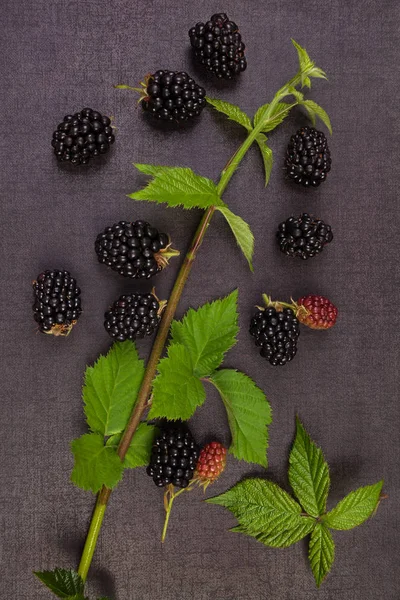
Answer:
[[285, 127, 331, 187], [195, 442, 227, 485], [104, 292, 165, 342], [297, 295, 338, 330], [277, 213, 333, 259]]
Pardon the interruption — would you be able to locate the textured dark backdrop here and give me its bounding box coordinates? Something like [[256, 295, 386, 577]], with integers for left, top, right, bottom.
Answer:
[[1, 1, 399, 598]]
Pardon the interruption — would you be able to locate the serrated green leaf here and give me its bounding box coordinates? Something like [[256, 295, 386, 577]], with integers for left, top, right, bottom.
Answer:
[[209, 370, 272, 467], [256, 134, 273, 186], [322, 481, 383, 530], [106, 422, 157, 468], [291, 39, 327, 86], [149, 344, 205, 421], [302, 103, 316, 126], [288, 417, 330, 517], [253, 102, 293, 133], [308, 523, 335, 587], [300, 100, 332, 133], [170, 290, 239, 377], [34, 568, 84, 598], [83, 341, 145, 437], [208, 478, 315, 547], [129, 164, 224, 210], [71, 433, 124, 493], [217, 207, 254, 271], [206, 97, 253, 131]]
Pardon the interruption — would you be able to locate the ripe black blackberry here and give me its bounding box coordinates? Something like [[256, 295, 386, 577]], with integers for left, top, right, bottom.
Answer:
[[95, 220, 179, 279], [285, 126, 331, 187], [250, 307, 300, 366], [32, 269, 82, 336], [147, 423, 199, 489], [189, 13, 247, 79], [277, 213, 333, 259], [51, 108, 115, 165], [138, 70, 206, 121], [104, 292, 164, 341]]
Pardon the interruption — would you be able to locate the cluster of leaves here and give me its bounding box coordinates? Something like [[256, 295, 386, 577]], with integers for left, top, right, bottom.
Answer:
[[208, 417, 383, 587], [34, 569, 108, 600]]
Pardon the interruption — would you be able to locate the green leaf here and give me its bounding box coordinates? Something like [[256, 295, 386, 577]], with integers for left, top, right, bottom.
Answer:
[[288, 417, 330, 517], [302, 102, 316, 126], [129, 164, 224, 210], [291, 39, 327, 85], [208, 478, 315, 547], [300, 99, 332, 133], [170, 290, 239, 377], [288, 86, 304, 102], [148, 344, 206, 421], [83, 341, 145, 437], [206, 97, 253, 131], [217, 207, 254, 271], [308, 523, 335, 587], [253, 102, 293, 133], [322, 481, 383, 530], [106, 423, 157, 468], [256, 134, 273, 186], [71, 433, 124, 493], [34, 569, 84, 598], [209, 370, 272, 467]]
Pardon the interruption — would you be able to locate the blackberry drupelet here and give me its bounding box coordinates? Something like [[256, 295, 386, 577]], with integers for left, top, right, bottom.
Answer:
[[285, 126, 331, 187], [32, 269, 82, 336], [140, 70, 206, 121], [277, 213, 333, 259], [104, 292, 163, 341], [147, 423, 199, 489], [189, 13, 247, 79], [51, 108, 115, 165], [95, 220, 178, 279], [250, 307, 300, 366]]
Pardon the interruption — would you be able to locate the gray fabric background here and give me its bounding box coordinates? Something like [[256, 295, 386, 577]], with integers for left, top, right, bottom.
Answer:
[[1, 0, 399, 598]]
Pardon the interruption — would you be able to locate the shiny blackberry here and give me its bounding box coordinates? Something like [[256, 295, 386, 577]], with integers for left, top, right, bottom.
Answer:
[[104, 292, 162, 341], [277, 213, 333, 259], [141, 70, 206, 121], [51, 108, 115, 165], [250, 307, 300, 366], [285, 127, 331, 187], [32, 269, 82, 336], [189, 13, 247, 79]]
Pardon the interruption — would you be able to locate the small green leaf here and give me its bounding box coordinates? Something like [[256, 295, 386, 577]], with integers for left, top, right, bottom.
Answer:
[[256, 134, 273, 185], [34, 568, 84, 598], [300, 100, 332, 133], [83, 341, 145, 437], [253, 102, 293, 132], [217, 207, 254, 271], [288, 417, 330, 517], [107, 422, 157, 468], [149, 344, 206, 421], [206, 97, 253, 131], [170, 290, 239, 377], [308, 523, 335, 587], [322, 481, 383, 530], [129, 164, 224, 210], [291, 39, 327, 86], [302, 102, 316, 126], [208, 478, 315, 547], [71, 433, 124, 493], [209, 370, 272, 467]]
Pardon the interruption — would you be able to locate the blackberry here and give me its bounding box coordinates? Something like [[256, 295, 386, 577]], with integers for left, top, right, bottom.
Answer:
[[277, 213, 333, 259], [51, 108, 115, 165], [147, 423, 199, 489], [95, 220, 179, 279], [32, 269, 82, 336], [104, 292, 164, 341], [189, 13, 247, 79], [250, 307, 300, 366], [285, 126, 331, 187], [139, 70, 206, 121]]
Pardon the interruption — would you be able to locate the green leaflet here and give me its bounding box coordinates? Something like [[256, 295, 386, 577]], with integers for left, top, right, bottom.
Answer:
[[209, 370, 271, 467], [206, 97, 253, 131], [308, 523, 335, 587], [208, 478, 315, 548], [148, 344, 206, 420], [322, 481, 383, 530], [170, 290, 239, 377], [83, 341, 145, 437], [34, 569, 84, 599], [256, 134, 273, 186], [291, 39, 327, 85], [106, 423, 157, 468], [71, 433, 124, 493], [300, 99, 332, 133], [129, 164, 224, 210], [288, 417, 330, 517], [253, 102, 293, 132], [217, 206, 254, 271]]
